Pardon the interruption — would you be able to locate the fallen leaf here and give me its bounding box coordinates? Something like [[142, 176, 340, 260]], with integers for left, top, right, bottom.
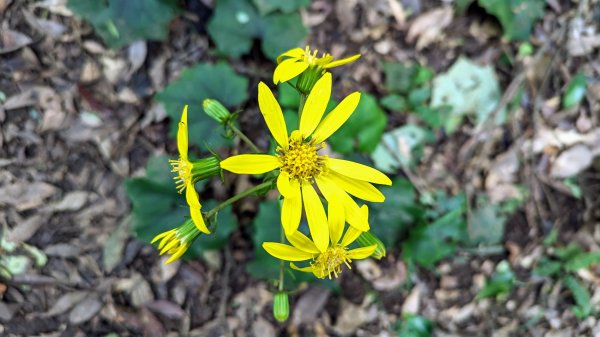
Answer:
[[46, 191, 90, 212], [126, 40, 147, 79], [0, 29, 32, 54], [145, 300, 185, 320], [7, 215, 43, 244], [68, 296, 103, 324], [23, 11, 66, 38], [103, 216, 130, 273], [402, 285, 421, 315], [43, 291, 89, 317], [550, 144, 593, 178], [292, 285, 330, 325], [406, 7, 453, 50], [333, 299, 377, 335], [0, 181, 58, 211], [2, 86, 54, 110], [252, 317, 275, 337], [44, 243, 81, 257]]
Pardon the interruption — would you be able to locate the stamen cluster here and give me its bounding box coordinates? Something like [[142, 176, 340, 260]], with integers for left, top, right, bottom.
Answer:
[[279, 136, 325, 181], [312, 245, 352, 279]]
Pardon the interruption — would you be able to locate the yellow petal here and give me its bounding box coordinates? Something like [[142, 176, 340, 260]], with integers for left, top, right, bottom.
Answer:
[[327, 190, 344, 245], [323, 54, 361, 69], [220, 154, 281, 174], [165, 243, 190, 264], [276, 47, 305, 64], [328, 172, 385, 202], [285, 231, 320, 254], [281, 192, 302, 235], [299, 73, 331, 138], [340, 226, 362, 247], [316, 175, 369, 232], [263, 242, 314, 261], [273, 59, 308, 84], [277, 171, 292, 197], [258, 82, 288, 148], [347, 245, 377, 259], [290, 262, 314, 273], [312, 92, 361, 143], [343, 195, 370, 232], [301, 183, 329, 252], [327, 158, 392, 185], [177, 105, 189, 160], [186, 185, 210, 234]]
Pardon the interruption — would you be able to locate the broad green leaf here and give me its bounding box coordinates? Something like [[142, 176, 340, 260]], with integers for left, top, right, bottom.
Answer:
[[382, 62, 418, 94], [328, 93, 387, 154], [565, 251, 600, 272], [553, 243, 583, 261], [207, 0, 261, 58], [563, 275, 594, 319], [396, 314, 434, 337], [156, 62, 249, 148], [368, 178, 423, 248], [562, 73, 587, 109], [261, 13, 309, 60], [468, 198, 506, 245], [478, 0, 545, 41], [402, 207, 467, 267], [68, 0, 179, 48], [476, 260, 515, 299], [252, 0, 310, 15], [207, 0, 308, 60], [370, 125, 433, 172], [431, 57, 502, 134], [380, 94, 407, 112]]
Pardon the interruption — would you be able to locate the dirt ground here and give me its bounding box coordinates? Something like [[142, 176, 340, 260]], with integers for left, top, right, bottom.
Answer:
[[1, 0, 600, 336]]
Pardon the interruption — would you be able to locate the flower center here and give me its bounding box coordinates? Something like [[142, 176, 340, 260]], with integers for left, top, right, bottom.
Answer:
[[303, 46, 333, 66], [312, 245, 352, 279], [169, 157, 192, 193], [279, 133, 325, 182]]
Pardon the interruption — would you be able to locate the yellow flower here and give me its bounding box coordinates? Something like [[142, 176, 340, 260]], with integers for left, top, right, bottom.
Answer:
[[151, 219, 199, 264], [169, 105, 210, 234], [220, 74, 391, 252], [273, 46, 361, 84], [263, 206, 377, 279]]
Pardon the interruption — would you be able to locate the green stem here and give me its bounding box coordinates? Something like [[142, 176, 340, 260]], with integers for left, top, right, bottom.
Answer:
[[229, 123, 260, 153], [205, 181, 273, 218], [278, 221, 285, 291], [298, 94, 307, 119]]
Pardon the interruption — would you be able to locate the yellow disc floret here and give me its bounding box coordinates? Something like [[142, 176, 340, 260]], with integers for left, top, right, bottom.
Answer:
[[169, 158, 192, 193], [312, 244, 352, 279], [278, 131, 325, 182]]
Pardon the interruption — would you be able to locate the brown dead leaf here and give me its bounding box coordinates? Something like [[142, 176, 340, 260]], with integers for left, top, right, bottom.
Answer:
[[567, 18, 600, 56], [0, 181, 58, 211], [44, 191, 90, 212], [3, 86, 53, 110], [23, 11, 66, 38], [126, 40, 147, 80], [486, 148, 521, 203], [333, 298, 378, 335], [0, 0, 12, 13], [406, 7, 453, 50], [7, 215, 43, 244], [68, 296, 103, 324], [401, 285, 421, 315], [0, 29, 32, 54], [550, 144, 593, 178], [292, 285, 330, 326], [43, 291, 89, 317]]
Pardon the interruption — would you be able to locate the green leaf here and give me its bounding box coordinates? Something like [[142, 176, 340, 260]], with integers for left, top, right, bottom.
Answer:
[[278, 83, 301, 109], [368, 178, 423, 248], [431, 57, 503, 134], [563, 275, 594, 319], [328, 93, 387, 154], [565, 251, 600, 272], [261, 13, 309, 60], [396, 314, 434, 337], [476, 260, 515, 299], [468, 197, 506, 245], [407, 86, 431, 107], [532, 258, 562, 277], [478, 0, 545, 41], [156, 62, 249, 148], [403, 207, 467, 267], [252, 0, 310, 15], [68, 0, 179, 48], [382, 62, 417, 94], [553, 243, 583, 261], [370, 125, 433, 172], [380, 94, 407, 112], [562, 73, 587, 109], [207, 0, 307, 60]]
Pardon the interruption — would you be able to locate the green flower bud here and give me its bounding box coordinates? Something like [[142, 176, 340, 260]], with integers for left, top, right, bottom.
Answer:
[[357, 231, 386, 259], [190, 155, 221, 182], [296, 66, 327, 95], [203, 99, 232, 124], [273, 291, 290, 322]]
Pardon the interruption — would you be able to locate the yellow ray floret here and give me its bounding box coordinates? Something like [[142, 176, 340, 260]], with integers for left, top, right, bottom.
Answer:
[[151, 219, 200, 264], [262, 206, 377, 279], [220, 75, 391, 252], [273, 46, 361, 84], [169, 105, 210, 234]]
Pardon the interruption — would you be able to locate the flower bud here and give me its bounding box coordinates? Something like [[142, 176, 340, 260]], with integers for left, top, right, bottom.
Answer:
[[203, 99, 232, 124], [356, 231, 386, 259], [273, 291, 290, 322], [190, 156, 221, 182], [296, 67, 326, 95]]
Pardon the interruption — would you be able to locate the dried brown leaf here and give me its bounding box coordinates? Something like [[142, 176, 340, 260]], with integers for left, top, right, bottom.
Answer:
[[43, 291, 89, 317], [0, 29, 32, 54], [406, 7, 453, 50], [68, 296, 103, 324], [0, 181, 58, 211]]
